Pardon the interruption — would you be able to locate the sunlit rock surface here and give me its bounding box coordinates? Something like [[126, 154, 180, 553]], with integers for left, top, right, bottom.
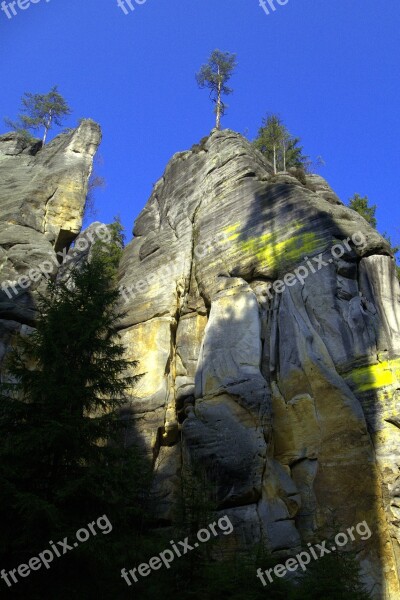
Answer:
[[1, 124, 399, 597], [119, 129, 400, 598], [0, 121, 101, 334]]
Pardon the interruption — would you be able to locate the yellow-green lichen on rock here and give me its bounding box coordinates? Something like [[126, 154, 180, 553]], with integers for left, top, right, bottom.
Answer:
[[222, 221, 327, 273], [345, 358, 400, 393]]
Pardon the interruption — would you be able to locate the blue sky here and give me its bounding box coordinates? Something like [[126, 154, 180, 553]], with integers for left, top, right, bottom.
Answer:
[[1, 0, 399, 244]]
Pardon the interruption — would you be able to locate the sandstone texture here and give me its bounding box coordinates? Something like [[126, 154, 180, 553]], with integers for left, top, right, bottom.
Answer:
[[1, 124, 400, 598], [118, 129, 400, 599], [0, 120, 101, 348]]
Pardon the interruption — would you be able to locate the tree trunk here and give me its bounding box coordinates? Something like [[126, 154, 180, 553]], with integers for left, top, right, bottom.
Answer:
[[43, 111, 53, 145], [273, 145, 277, 174], [216, 68, 221, 130], [283, 142, 286, 171], [216, 99, 221, 130]]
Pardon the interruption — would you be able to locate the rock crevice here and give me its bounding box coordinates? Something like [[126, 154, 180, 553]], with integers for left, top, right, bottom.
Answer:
[[118, 129, 400, 598]]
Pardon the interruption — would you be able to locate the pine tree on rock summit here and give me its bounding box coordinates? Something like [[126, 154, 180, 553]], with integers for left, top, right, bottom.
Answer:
[[196, 49, 237, 130], [4, 86, 71, 144]]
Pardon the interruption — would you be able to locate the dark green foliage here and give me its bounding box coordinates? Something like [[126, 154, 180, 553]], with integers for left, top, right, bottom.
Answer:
[[0, 226, 151, 598], [175, 463, 217, 534], [137, 462, 372, 600], [348, 194, 400, 279], [254, 113, 285, 174], [91, 215, 125, 281], [382, 232, 400, 280], [4, 86, 71, 144], [285, 136, 309, 169], [348, 193, 377, 228], [294, 550, 372, 599], [253, 113, 310, 173], [382, 231, 400, 255], [0, 216, 376, 598], [129, 542, 372, 600]]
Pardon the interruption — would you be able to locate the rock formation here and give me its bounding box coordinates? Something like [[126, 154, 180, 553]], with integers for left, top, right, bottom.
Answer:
[[118, 129, 400, 598], [1, 124, 400, 598], [0, 119, 101, 351]]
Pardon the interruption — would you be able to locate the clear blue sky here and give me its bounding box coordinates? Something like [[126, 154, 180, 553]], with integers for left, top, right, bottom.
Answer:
[[1, 0, 399, 244]]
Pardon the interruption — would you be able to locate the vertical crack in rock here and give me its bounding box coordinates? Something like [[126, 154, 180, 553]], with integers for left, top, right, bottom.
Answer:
[[4, 126, 395, 595], [42, 188, 58, 235]]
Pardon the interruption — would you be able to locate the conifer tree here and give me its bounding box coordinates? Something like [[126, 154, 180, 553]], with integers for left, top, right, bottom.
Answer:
[[254, 113, 309, 174], [348, 193, 377, 228], [196, 50, 237, 130], [4, 86, 71, 144], [348, 193, 400, 279], [0, 220, 150, 598]]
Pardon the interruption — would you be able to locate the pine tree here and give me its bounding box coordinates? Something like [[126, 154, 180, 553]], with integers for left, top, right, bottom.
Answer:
[[196, 50, 237, 130], [348, 194, 400, 279], [285, 137, 311, 171], [0, 222, 150, 598], [348, 193, 377, 228], [4, 86, 71, 144], [254, 114, 309, 174]]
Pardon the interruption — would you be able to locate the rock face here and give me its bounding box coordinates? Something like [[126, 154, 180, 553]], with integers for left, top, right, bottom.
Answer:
[[1, 124, 400, 598], [118, 129, 400, 598], [0, 120, 101, 352]]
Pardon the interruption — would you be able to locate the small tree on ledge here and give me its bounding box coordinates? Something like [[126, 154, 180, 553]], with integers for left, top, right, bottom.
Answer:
[[4, 86, 71, 145], [348, 194, 377, 228], [196, 49, 237, 130]]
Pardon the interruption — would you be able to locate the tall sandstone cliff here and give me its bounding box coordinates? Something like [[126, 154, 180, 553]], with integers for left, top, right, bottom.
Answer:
[[0, 120, 101, 349], [1, 125, 400, 598]]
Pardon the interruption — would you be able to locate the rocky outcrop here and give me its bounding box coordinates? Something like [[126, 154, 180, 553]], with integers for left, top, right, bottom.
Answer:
[[0, 120, 101, 348], [1, 122, 400, 598], [118, 129, 400, 598]]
